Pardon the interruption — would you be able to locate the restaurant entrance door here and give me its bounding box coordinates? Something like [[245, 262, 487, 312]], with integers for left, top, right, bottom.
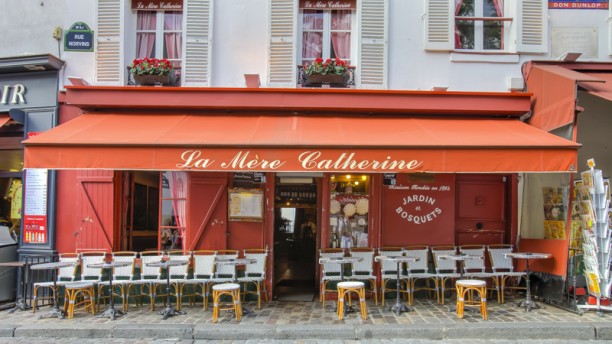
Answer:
[[273, 181, 318, 301]]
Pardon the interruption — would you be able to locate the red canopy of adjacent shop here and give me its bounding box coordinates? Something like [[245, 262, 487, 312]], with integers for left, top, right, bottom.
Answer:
[[23, 112, 579, 172]]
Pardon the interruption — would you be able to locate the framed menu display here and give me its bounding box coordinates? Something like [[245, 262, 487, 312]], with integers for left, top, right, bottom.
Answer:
[[228, 188, 264, 221]]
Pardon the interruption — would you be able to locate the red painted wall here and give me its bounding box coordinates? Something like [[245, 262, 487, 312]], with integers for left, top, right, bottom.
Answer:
[[381, 174, 456, 246]]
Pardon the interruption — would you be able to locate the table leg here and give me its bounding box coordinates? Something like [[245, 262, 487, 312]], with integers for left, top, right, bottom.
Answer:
[[97, 268, 125, 320], [159, 267, 185, 320], [39, 271, 65, 319], [515, 260, 541, 312], [389, 261, 412, 315]]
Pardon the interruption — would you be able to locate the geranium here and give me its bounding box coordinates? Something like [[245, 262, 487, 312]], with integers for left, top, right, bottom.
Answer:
[[129, 57, 173, 76], [303, 57, 348, 76]]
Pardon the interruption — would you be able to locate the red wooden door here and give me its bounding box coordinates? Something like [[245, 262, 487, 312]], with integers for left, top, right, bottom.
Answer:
[[187, 174, 228, 250], [75, 170, 115, 251], [455, 175, 508, 245]]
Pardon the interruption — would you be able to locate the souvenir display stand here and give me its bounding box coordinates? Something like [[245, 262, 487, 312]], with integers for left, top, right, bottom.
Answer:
[[576, 160, 612, 316]]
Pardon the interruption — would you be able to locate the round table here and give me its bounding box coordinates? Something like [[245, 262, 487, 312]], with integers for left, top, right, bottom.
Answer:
[[505, 252, 552, 311], [146, 259, 189, 320], [216, 258, 257, 315], [438, 254, 483, 312], [375, 255, 418, 315], [30, 261, 78, 319], [88, 261, 132, 320], [318, 256, 362, 316], [0, 261, 29, 313]]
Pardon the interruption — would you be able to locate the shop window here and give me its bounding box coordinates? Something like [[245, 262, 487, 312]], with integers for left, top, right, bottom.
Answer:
[[298, 9, 355, 66], [135, 10, 183, 79], [329, 174, 370, 248], [455, 0, 508, 51], [161, 171, 187, 251]]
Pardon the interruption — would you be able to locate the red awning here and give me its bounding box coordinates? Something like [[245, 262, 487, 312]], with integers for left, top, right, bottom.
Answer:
[[23, 113, 579, 173], [579, 72, 612, 102]]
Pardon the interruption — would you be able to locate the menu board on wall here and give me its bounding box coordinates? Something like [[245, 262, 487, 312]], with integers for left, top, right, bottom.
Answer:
[[23, 168, 48, 244], [228, 188, 264, 221]]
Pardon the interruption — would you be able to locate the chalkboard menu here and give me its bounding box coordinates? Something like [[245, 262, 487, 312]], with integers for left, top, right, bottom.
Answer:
[[232, 172, 265, 188]]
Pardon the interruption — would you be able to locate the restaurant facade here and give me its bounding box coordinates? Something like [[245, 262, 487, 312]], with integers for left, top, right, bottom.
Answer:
[[21, 85, 580, 299]]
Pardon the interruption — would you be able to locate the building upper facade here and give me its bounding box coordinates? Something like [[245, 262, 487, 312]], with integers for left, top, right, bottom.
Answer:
[[2, 0, 612, 92]]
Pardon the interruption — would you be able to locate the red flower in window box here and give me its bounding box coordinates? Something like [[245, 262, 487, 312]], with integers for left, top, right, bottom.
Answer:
[[129, 58, 173, 76]]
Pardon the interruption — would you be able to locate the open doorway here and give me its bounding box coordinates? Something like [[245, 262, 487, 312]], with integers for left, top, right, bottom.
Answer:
[[273, 180, 318, 301], [122, 171, 160, 252]]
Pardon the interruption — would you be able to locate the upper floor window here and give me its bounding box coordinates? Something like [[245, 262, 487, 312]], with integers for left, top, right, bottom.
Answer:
[[136, 11, 183, 71], [455, 0, 509, 51], [298, 0, 356, 66]]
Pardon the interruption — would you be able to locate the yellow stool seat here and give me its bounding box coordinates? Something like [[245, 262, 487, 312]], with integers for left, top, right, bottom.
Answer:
[[211, 283, 242, 322], [337, 281, 367, 320], [63, 282, 96, 319], [455, 279, 488, 320]]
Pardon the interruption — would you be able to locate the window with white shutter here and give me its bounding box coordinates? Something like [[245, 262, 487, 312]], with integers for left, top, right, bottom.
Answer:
[[96, 0, 122, 84], [268, 0, 296, 87], [359, 0, 387, 89]]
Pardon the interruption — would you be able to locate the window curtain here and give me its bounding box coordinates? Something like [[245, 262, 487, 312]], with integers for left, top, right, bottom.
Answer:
[[167, 171, 187, 250], [164, 12, 183, 62], [331, 10, 351, 60], [302, 10, 323, 60], [454, 0, 464, 49], [136, 11, 156, 58]]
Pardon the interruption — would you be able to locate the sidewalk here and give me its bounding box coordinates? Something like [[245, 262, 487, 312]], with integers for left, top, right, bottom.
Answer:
[[1, 296, 612, 341]]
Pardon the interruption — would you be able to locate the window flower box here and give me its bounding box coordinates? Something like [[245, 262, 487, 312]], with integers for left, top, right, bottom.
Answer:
[[302, 57, 351, 88], [129, 58, 176, 86]]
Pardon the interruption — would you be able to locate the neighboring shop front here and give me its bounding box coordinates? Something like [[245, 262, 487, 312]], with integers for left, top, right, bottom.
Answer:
[[23, 86, 578, 299]]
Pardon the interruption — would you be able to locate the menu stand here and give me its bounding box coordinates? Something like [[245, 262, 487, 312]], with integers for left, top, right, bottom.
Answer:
[[30, 261, 77, 319], [146, 260, 189, 320], [375, 255, 418, 315], [88, 261, 132, 320], [505, 252, 552, 311]]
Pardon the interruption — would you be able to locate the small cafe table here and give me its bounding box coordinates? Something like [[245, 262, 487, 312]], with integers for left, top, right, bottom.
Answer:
[[88, 260, 132, 320], [30, 261, 78, 319], [438, 253, 483, 312], [505, 252, 552, 311], [146, 259, 189, 320], [0, 261, 30, 313], [318, 256, 362, 316], [216, 258, 257, 315], [375, 255, 418, 315]]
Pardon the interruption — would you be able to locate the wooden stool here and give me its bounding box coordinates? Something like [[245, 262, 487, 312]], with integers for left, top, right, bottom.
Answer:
[[211, 283, 242, 322], [63, 282, 96, 319], [455, 279, 488, 320], [337, 281, 367, 320]]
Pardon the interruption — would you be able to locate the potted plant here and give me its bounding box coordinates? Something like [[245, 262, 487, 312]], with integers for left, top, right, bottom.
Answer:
[[303, 57, 349, 87], [129, 58, 175, 86]]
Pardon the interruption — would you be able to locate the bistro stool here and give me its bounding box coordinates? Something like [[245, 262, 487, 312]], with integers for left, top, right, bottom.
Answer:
[[211, 283, 242, 322], [63, 282, 96, 319], [337, 281, 367, 320], [455, 279, 488, 320]]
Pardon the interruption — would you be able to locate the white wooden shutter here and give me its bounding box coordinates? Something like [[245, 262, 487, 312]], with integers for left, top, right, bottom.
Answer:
[[359, 0, 388, 89], [184, 0, 212, 86], [515, 0, 547, 53], [96, 0, 121, 84], [424, 0, 453, 51], [268, 0, 296, 87]]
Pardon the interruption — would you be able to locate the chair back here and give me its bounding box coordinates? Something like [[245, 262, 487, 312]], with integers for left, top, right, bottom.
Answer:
[[458, 245, 486, 272], [319, 248, 344, 276], [215, 249, 239, 279], [111, 251, 137, 281], [192, 250, 217, 278], [349, 247, 375, 275], [377, 247, 404, 274], [403, 246, 430, 273], [80, 251, 107, 281], [167, 250, 192, 278], [487, 244, 516, 272], [57, 253, 80, 281], [139, 251, 166, 279], [431, 246, 458, 273], [244, 248, 268, 277]]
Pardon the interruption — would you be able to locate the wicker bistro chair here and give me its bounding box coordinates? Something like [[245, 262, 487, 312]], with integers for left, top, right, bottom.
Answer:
[[181, 250, 217, 309], [211, 250, 240, 285], [32, 253, 80, 314], [318, 248, 345, 307], [378, 247, 408, 305], [402, 246, 437, 305], [237, 248, 269, 309], [348, 247, 378, 305], [131, 251, 167, 311], [430, 246, 461, 305], [96, 251, 138, 312], [487, 244, 527, 303], [458, 245, 497, 302], [165, 250, 192, 311]]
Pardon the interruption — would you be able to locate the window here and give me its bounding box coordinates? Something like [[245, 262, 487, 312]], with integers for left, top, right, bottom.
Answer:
[[136, 11, 183, 72], [160, 172, 187, 251], [299, 9, 354, 65], [454, 0, 508, 51], [329, 175, 370, 248]]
